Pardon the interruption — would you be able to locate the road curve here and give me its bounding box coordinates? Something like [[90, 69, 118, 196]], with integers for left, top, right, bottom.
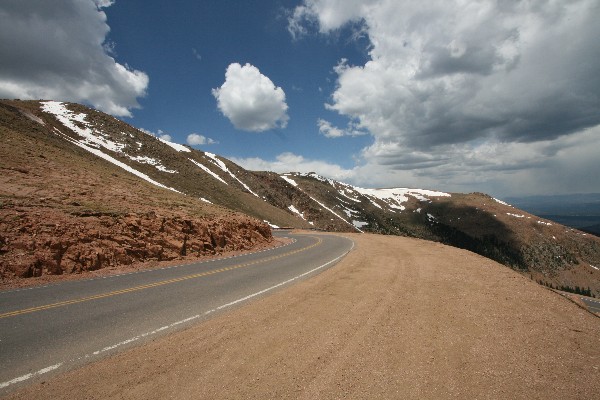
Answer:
[[0, 231, 353, 393]]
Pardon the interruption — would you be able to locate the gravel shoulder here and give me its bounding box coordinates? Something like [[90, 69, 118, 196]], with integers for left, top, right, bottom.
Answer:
[[7, 233, 600, 399]]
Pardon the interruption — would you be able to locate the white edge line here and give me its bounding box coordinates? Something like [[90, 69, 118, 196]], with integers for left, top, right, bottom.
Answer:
[[0, 363, 62, 389], [0, 237, 353, 391]]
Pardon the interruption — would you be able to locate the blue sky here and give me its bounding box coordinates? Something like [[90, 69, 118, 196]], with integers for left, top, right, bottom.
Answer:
[[1, 0, 600, 197], [103, 0, 371, 169]]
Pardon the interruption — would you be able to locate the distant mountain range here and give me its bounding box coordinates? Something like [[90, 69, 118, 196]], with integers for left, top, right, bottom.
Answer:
[[505, 194, 600, 235], [1, 99, 599, 296]]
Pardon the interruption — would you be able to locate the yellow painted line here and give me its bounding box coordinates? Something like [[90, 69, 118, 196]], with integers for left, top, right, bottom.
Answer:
[[0, 237, 322, 319]]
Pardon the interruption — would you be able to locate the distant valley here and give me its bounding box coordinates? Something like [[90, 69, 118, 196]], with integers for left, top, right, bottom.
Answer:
[[506, 193, 600, 236]]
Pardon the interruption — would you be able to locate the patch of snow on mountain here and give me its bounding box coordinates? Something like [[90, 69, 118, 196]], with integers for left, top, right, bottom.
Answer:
[[493, 198, 511, 206], [128, 155, 177, 173], [264, 220, 280, 229], [307, 194, 363, 233], [338, 190, 361, 203], [204, 152, 228, 171], [205, 152, 259, 197], [353, 220, 368, 228], [188, 159, 227, 185], [507, 213, 525, 218], [537, 220, 552, 226], [288, 205, 306, 220], [341, 205, 359, 218], [41, 101, 126, 153], [591, 265, 599, 271], [280, 175, 298, 187], [353, 187, 449, 212], [158, 138, 191, 153], [155, 165, 178, 174], [50, 127, 181, 194]]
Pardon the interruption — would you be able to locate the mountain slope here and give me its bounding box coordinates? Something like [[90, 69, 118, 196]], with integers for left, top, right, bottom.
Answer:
[[0, 100, 278, 283], [249, 172, 600, 296], [1, 99, 599, 297]]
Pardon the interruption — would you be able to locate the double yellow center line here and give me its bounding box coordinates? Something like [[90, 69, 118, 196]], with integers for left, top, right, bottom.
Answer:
[[0, 236, 322, 319]]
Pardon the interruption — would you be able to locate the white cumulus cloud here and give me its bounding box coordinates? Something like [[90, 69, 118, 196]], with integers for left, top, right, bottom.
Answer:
[[0, 0, 148, 117], [187, 133, 216, 146], [212, 63, 289, 132]]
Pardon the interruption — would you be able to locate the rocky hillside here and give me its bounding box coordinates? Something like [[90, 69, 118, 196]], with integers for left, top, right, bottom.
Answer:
[[0, 100, 275, 284], [1, 100, 599, 296]]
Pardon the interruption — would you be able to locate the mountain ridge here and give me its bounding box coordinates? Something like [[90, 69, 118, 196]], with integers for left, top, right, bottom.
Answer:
[[1, 99, 599, 296]]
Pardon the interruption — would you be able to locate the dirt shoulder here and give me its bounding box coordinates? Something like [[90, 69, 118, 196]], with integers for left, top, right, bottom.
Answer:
[[8, 233, 600, 399]]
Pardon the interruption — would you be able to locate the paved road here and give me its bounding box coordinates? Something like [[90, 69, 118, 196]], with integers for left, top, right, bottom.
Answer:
[[580, 296, 600, 314], [0, 231, 353, 394]]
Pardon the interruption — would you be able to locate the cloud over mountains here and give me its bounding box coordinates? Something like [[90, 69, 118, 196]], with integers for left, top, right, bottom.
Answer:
[[284, 0, 600, 195], [212, 63, 289, 132], [0, 0, 148, 117]]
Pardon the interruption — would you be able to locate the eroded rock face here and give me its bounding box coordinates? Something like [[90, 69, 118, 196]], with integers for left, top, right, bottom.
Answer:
[[0, 206, 272, 280]]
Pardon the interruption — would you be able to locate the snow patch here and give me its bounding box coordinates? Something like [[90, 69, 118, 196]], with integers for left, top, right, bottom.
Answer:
[[353, 220, 369, 228], [205, 152, 260, 197], [351, 186, 449, 212], [537, 220, 552, 226], [591, 265, 599, 271], [288, 205, 306, 220], [189, 159, 228, 185], [155, 165, 177, 174], [200, 197, 212, 204], [506, 213, 525, 218], [42, 101, 181, 175], [128, 155, 177, 173], [158, 138, 191, 153], [309, 194, 362, 232], [50, 127, 181, 194], [280, 175, 298, 187], [42, 101, 126, 153], [493, 198, 511, 206], [263, 220, 280, 229]]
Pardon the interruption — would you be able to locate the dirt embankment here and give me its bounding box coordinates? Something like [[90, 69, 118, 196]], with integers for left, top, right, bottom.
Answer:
[[8, 233, 599, 400]]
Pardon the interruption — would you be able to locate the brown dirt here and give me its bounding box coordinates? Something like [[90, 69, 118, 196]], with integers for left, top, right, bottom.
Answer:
[[7, 233, 599, 399]]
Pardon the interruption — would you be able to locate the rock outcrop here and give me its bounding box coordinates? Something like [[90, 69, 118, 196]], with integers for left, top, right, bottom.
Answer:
[[0, 203, 272, 280]]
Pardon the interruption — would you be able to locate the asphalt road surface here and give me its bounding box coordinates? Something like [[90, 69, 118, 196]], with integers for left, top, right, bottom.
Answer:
[[0, 231, 353, 394], [581, 296, 600, 314]]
